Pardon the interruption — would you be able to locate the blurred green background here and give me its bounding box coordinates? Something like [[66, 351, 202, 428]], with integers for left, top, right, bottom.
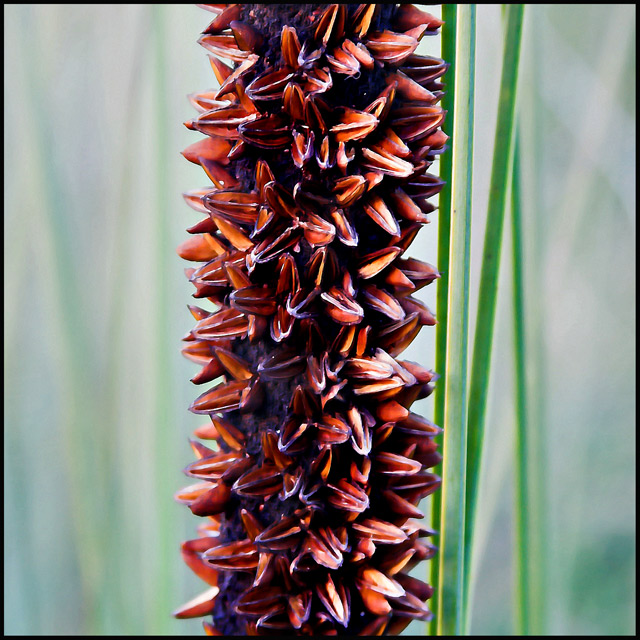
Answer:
[[3, 4, 635, 636]]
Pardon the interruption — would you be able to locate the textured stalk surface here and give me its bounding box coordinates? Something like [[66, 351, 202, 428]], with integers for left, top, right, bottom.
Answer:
[[175, 4, 449, 635], [435, 4, 475, 636], [463, 3, 523, 626]]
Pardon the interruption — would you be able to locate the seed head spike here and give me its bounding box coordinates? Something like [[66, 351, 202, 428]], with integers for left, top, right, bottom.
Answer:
[[177, 4, 446, 634]]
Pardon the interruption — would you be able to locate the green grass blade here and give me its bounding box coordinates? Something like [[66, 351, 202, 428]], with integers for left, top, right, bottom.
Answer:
[[463, 4, 524, 630], [511, 130, 531, 634], [435, 5, 476, 635], [428, 3, 457, 634]]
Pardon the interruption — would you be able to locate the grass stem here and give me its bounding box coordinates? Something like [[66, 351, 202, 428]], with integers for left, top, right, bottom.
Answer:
[[463, 5, 524, 631], [150, 4, 176, 632], [428, 3, 457, 634], [511, 130, 531, 634], [435, 5, 476, 635]]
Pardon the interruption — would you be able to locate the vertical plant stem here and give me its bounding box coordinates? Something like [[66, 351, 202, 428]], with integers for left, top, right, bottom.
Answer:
[[511, 131, 531, 634], [429, 3, 456, 635], [150, 4, 175, 632], [14, 5, 105, 633], [463, 4, 524, 630], [435, 5, 476, 636], [521, 13, 548, 631]]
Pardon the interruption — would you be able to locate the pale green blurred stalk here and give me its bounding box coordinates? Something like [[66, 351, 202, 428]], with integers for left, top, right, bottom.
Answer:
[[463, 5, 523, 632], [513, 9, 548, 634], [11, 6, 108, 633], [150, 4, 177, 633], [435, 5, 475, 635], [510, 130, 531, 635]]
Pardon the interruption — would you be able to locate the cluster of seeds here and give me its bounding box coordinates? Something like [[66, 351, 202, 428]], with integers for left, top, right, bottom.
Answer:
[[175, 3, 448, 635]]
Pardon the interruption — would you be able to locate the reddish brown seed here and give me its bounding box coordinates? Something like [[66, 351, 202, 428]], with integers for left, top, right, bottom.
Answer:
[[183, 187, 214, 214], [399, 296, 437, 326], [230, 285, 277, 316], [288, 591, 313, 629], [365, 30, 419, 66], [257, 349, 306, 379], [382, 489, 424, 519], [230, 20, 263, 52], [321, 288, 365, 325], [198, 33, 249, 62], [304, 530, 343, 570], [317, 575, 350, 627], [396, 574, 434, 602], [327, 479, 370, 514], [326, 45, 360, 77], [278, 419, 309, 454], [174, 481, 212, 505], [330, 208, 358, 246], [352, 376, 404, 397], [239, 114, 292, 149], [374, 451, 422, 476], [343, 357, 394, 381], [361, 285, 405, 321], [192, 105, 259, 139], [390, 592, 432, 620], [304, 96, 329, 135], [215, 54, 260, 99], [358, 567, 405, 598], [234, 585, 283, 616], [232, 465, 282, 497], [255, 516, 302, 551], [203, 5, 242, 34], [361, 147, 414, 179], [283, 82, 305, 121], [332, 176, 366, 208], [331, 109, 378, 143], [343, 38, 374, 68], [183, 451, 246, 480], [204, 191, 262, 225], [314, 4, 346, 47], [203, 539, 259, 570], [211, 414, 247, 450], [301, 212, 336, 247], [377, 313, 421, 356], [281, 25, 301, 68], [357, 247, 402, 280], [394, 4, 444, 32], [246, 68, 295, 102], [181, 538, 220, 587], [301, 66, 333, 96], [352, 518, 408, 544], [401, 53, 449, 85], [173, 586, 220, 619], [390, 70, 437, 104], [363, 195, 401, 237], [192, 308, 249, 341], [317, 415, 351, 445], [190, 379, 250, 414], [352, 3, 377, 38], [182, 136, 233, 165], [176, 234, 223, 262], [189, 482, 232, 517], [251, 224, 302, 264]]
